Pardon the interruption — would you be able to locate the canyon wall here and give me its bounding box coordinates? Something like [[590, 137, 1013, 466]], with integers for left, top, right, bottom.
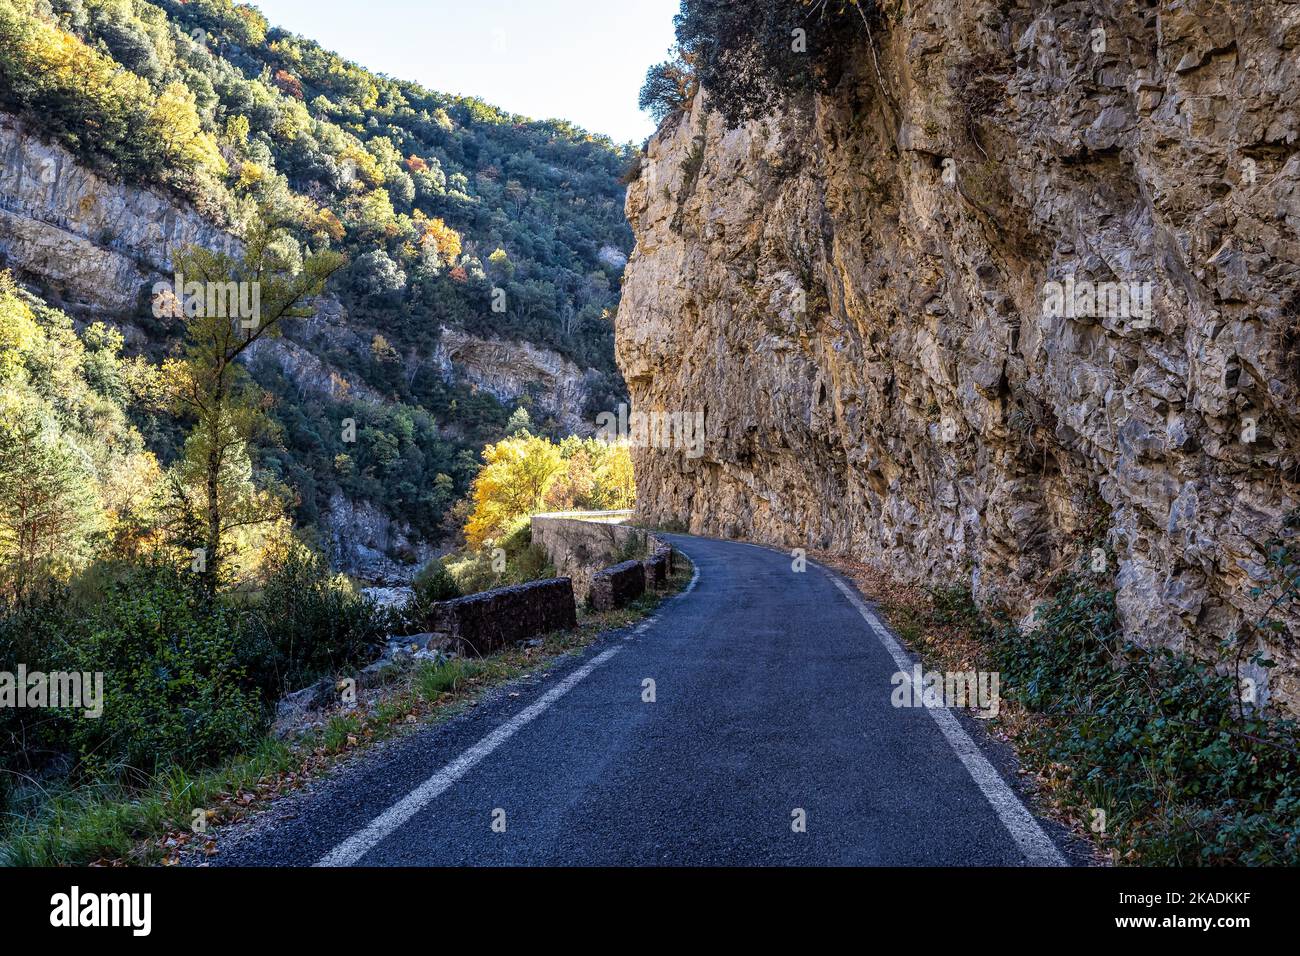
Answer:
[[0, 114, 240, 314], [434, 326, 597, 435], [617, 0, 1300, 709], [0, 114, 597, 429]]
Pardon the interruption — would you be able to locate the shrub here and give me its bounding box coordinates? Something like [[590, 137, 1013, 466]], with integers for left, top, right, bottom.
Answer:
[[663, 0, 868, 126], [408, 558, 464, 626], [242, 541, 390, 697], [413, 559, 462, 605], [55, 561, 264, 781], [442, 518, 555, 597], [992, 573, 1300, 865], [0, 593, 73, 812], [503, 543, 553, 586], [616, 528, 650, 563]]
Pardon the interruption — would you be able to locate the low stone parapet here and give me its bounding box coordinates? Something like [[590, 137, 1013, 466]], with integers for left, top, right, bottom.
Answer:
[[531, 513, 678, 603], [430, 577, 577, 656], [589, 560, 647, 611], [643, 545, 674, 589]]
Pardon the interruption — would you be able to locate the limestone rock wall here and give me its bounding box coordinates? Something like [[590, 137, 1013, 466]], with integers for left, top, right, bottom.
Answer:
[[617, 0, 1300, 710], [531, 514, 648, 602], [0, 114, 239, 313], [322, 490, 440, 585], [434, 326, 598, 435]]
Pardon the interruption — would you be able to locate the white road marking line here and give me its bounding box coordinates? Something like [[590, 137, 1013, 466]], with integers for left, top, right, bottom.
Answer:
[[321, 548, 703, 865], [827, 574, 1068, 867], [315, 645, 623, 867], [680, 558, 700, 595]]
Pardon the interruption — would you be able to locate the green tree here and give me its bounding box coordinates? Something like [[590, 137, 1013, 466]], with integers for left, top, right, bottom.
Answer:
[[165, 222, 344, 592], [0, 395, 99, 607], [639, 45, 699, 124], [505, 406, 532, 435]]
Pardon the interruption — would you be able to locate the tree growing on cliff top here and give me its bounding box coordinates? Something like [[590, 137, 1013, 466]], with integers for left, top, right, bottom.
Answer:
[[639, 45, 700, 124], [162, 224, 344, 593], [646, 0, 871, 127]]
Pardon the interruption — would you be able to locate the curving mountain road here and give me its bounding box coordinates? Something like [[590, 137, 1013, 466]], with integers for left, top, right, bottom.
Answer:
[[215, 534, 1072, 867]]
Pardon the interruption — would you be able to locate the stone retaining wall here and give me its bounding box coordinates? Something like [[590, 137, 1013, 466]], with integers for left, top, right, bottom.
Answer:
[[643, 544, 674, 589], [430, 577, 577, 656], [531, 513, 654, 603], [589, 560, 648, 611]]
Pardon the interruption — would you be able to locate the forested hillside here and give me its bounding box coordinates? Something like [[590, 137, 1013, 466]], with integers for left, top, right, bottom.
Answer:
[[0, 0, 635, 569]]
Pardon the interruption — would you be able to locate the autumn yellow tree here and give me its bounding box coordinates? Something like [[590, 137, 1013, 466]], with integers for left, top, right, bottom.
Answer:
[[542, 437, 635, 512], [467, 433, 635, 547], [599, 443, 636, 509], [150, 82, 226, 178], [414, 211, 463, 263], [464, 432, 565, 548], [543, 446, 597, 511]]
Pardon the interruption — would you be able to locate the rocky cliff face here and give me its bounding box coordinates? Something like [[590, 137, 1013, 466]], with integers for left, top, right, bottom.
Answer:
[[0, 114, 240, 313], [434, 326, 597, 434], [617, 0, 1300, 710], [322, 489, 439, 584]]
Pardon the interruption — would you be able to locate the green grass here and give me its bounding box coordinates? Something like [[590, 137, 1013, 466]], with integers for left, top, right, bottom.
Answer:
[[414, 657, 492, 700], [320, 714, 364, 755], [0, 737, 298, 867]]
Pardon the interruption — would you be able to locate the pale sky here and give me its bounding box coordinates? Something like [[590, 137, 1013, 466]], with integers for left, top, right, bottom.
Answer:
[[251, 0, 682, 144]]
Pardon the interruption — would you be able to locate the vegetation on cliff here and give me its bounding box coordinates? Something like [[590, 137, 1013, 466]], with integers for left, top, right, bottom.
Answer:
[[0, 0, 633, 364], [641, 0, 870, 126]]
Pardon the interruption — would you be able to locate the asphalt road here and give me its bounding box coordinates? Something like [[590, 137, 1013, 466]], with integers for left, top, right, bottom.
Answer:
[[215, 534, 1073, 866]]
